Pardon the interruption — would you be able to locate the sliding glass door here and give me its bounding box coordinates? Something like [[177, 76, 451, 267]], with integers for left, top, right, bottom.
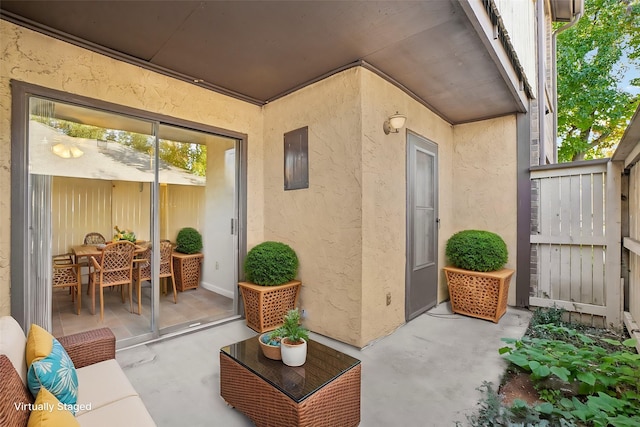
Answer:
[[13, 85, 242, 346], [155, 124, 238, 333]]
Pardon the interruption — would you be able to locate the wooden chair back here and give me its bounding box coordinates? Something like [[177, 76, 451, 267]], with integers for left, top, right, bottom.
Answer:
[[92, 241, 135, 287], [84, 232, 106, 245], [52, 253, 81, 314], [134, 246, 152, 283], [159, 241, 174, 279]]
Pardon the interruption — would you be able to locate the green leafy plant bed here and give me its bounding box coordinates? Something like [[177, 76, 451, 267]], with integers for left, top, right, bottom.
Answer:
[[464, 308, 639, 427]]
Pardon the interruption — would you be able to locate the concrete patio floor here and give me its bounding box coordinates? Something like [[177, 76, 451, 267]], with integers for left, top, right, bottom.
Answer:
[[117, 303, 532, 427]]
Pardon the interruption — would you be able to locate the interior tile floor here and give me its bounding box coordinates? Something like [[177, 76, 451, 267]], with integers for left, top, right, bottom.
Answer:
[[52, 282, 234, 341]]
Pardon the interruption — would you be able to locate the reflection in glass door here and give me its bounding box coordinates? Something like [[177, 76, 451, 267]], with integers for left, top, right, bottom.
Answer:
[[23, 95, 238, 343], [28, 97, 155, 340]]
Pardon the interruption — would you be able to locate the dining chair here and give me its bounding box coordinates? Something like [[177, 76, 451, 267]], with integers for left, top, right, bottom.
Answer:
[[52, 253, 81, 315], [83, 232, 106, 245], [131, 241, 177, 315], [79, 232, 107, 289], [159, 240, 178, 305], [89, 240, 135, 322], [131, 245, 151, 315]]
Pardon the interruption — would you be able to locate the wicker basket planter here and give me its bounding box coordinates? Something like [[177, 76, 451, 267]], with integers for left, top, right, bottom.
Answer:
[[443, 266, 514, 323], [172, 252, 203, 291], [238, 280, 301, 333]]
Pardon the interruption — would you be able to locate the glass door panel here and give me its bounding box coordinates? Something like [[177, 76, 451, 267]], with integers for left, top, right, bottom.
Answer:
[[22, 93, 240, 344], [28, 97, 154, 340], [157, 124, 236, 332]]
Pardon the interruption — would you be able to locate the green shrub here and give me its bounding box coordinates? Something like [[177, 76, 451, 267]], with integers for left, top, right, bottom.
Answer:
[[175, 227, 203, 254], [445, 230, 508, 272], [244, 241, 299, 286]]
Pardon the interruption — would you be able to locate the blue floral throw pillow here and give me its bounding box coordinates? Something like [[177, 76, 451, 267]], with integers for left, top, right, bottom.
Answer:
[[26, 325, 79, 413]]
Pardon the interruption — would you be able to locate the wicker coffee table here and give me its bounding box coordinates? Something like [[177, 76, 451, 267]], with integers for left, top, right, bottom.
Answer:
[[220, 336, 361, 427]]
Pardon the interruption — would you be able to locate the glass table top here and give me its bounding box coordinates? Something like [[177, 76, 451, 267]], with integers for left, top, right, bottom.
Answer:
[[221, 336, 361, 403]]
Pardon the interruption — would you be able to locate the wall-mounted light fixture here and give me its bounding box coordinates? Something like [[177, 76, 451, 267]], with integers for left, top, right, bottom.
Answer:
[[383, 112, 407, 135]]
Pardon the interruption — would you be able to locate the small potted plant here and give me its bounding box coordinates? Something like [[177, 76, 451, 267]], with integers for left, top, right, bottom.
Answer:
[[273, 308, 309, 367], [443, 230, 513, 323], [239, 241, 301, 332], [112, 226, 136, 243], [258, 330, 282, 360], [172, 227, 204, 291]]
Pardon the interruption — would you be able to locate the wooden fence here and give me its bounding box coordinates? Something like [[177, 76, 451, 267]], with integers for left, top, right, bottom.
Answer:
[[624, 158, 640, 348], [530, 160, 622, 328]]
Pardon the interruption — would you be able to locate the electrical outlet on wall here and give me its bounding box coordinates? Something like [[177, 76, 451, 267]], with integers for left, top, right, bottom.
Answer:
[[301, 308, 307, 319]]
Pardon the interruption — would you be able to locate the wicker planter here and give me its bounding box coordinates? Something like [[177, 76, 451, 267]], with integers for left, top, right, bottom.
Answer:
[[172, 252, 203, 291], [443, 266, 514, 323], [238, 280, 301, 333]]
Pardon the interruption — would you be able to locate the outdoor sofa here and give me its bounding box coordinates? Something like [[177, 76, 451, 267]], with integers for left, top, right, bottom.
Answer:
[[0, 316, 156, 426]]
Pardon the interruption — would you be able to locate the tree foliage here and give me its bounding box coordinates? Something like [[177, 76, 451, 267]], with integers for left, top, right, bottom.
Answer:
[[557, 0, 640, 162]]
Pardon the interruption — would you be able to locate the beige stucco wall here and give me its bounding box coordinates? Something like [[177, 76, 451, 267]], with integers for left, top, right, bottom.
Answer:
[[263, 68, 455, 347], [0, 21, 265, 316], [451, 116, 518, 305], [360, 70, 455, 345], [262, 68, 364, 345]]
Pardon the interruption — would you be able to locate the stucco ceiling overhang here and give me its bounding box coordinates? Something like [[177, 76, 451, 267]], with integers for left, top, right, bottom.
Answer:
[[1, 0, 532, 124]]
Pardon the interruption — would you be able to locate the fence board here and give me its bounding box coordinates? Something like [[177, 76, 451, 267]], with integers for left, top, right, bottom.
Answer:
[[537, 244, 550, 298], [541, 177, 560, 236], [549, 244, 560, 300], [580, 246, 593, 305], [628, 166, 640, 322], [570, 175, 581, 237], [593, 173, 604, 237], [570, 245, 582, 302], [592, 246, 605, 306], [581, 174, 592, 236], [530, 235, 606, 245], [560, 177, 572, 237], [530, 297, 606, 316], [559, 245, 572, 301]]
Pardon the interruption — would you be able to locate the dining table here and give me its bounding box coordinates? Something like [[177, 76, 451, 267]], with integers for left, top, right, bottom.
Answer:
[[70, 242, 148, 277], [71, 241, 148, 263]]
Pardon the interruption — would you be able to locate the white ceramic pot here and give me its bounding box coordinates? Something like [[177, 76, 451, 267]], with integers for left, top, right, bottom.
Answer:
[[280, 338, 307, 367]]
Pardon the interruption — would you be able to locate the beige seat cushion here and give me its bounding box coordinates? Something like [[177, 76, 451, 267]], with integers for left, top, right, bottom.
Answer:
[[0, 316, 28, 384], [75, 359, 139, 415], [75, 396, 156, 427]]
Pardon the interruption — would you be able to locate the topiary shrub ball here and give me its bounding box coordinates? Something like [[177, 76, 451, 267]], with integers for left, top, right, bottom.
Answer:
[[175, 227, 203, 254], [244, 241, 299, 286], [445, 230, 508, 272]]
